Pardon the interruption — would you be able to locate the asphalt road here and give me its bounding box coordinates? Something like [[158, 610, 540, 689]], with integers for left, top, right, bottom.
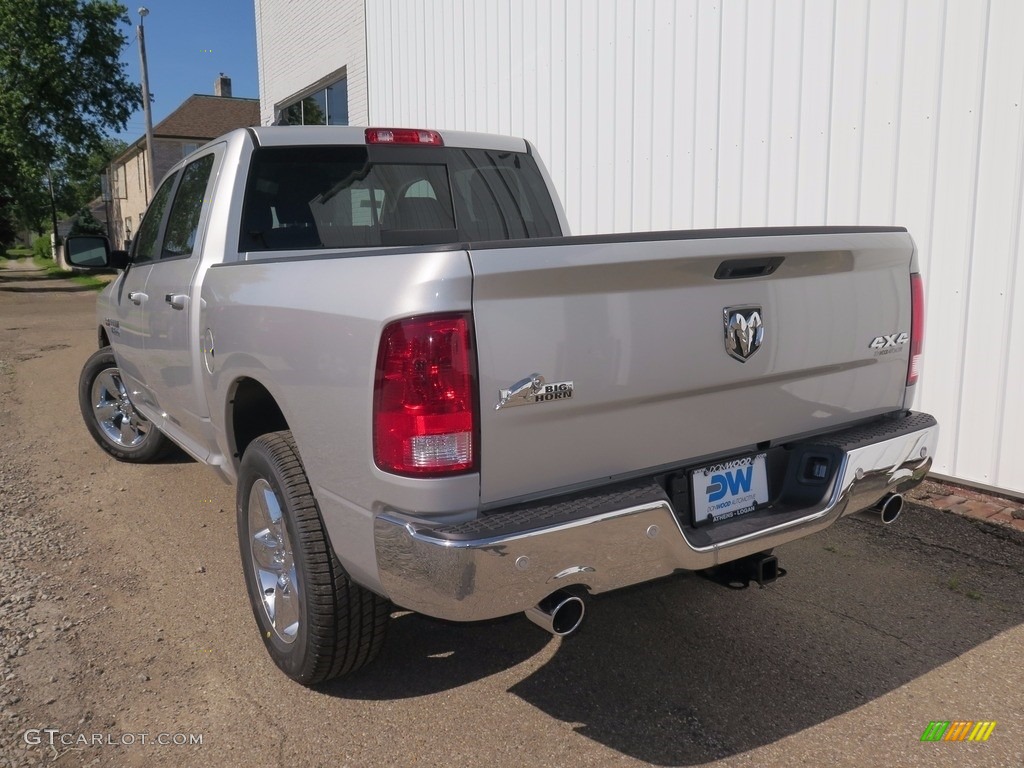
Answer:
[[1, 270, 1023, 767]]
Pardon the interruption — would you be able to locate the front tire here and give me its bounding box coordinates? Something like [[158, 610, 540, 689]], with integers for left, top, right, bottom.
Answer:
[[78, 347, 173, 462], [237, 431, 390, 684]]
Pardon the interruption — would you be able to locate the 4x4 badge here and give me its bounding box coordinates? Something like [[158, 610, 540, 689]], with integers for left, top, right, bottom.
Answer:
[[724, 306, 764, 362]]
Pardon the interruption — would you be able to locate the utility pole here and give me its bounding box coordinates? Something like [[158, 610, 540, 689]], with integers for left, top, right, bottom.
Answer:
[[137, 7, 155, 202], [46, 167, 59, 256]]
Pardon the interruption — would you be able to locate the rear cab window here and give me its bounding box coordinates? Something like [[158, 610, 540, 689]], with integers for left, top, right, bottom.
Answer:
[[238, 144, 561, 253]]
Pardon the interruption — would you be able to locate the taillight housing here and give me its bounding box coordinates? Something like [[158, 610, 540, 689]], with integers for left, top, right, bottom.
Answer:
[[908, 273, 925, 386], [365, 128, 444, 146], [373, 313, 477, 476]]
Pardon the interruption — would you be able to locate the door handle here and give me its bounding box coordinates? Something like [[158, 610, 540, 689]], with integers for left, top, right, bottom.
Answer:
[[128, 291, 148, 305], [165, 293, 189, 310]]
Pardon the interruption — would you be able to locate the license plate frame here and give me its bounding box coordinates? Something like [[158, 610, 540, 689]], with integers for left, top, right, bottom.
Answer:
[[690, 452, 770, 526]]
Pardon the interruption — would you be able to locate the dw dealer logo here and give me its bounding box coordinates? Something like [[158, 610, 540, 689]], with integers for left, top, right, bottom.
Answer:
[[707, 466, 754, 502], [920, 720, 997, 742]]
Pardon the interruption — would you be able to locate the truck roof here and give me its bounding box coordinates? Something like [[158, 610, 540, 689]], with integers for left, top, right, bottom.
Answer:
[[245, 125, 530, 153]]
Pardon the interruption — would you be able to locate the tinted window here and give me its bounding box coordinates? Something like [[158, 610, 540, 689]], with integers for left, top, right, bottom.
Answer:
[[239, 145, 560, 252], [133, 172, 177, 263], [448, 148, 561, 240], [162, 154, 215, 259]]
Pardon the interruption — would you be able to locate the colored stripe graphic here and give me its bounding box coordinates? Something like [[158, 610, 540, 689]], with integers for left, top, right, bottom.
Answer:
[[944, 721, 972, 741], [970, 722, 997, 742], [920, 721, 996, 742]]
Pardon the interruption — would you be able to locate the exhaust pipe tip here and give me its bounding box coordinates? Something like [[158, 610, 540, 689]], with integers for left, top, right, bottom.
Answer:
[[525, 591, 585, 637], [754, 554, 779, 585], [876, 493, 904, 524]]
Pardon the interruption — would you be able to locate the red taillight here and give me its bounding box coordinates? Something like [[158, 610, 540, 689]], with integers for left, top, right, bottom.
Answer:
[[908, 273, 925, 386], [365, 128, 444, 146], [373, 313, 476, 476]]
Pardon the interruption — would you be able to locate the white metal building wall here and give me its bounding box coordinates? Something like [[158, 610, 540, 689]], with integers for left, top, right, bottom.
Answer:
[[250, 0, 1022, 495], [362, 0, 1024, 496], [254, 0, 369, 125]]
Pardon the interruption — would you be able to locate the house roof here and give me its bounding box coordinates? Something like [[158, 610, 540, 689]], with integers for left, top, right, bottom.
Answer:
[[113, 94, 260, 164], [152, 94, 260, 140]]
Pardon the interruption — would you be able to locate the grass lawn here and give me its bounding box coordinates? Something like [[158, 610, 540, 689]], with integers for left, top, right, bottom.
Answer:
[[3, 248, 111, 290], [2, 247, 33, 262], [27, 253, 112, 290], [0, 252, 111, 290]]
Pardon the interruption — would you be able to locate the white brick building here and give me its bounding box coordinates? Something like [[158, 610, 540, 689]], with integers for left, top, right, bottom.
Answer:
[[254, 0, 366, 126], [255, 0, 1024, 498]]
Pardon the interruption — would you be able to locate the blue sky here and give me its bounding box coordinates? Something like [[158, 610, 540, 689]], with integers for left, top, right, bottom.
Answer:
[[112, 0, 260, 142]]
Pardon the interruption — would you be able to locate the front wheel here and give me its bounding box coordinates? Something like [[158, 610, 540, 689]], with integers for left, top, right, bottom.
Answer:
[[78, 347, 173, 462], [237, 431, 390, 684]]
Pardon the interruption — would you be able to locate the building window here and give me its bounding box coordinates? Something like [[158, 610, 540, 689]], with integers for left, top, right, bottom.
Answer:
[[326, 79, 348, 125], [113, 167, 124, 199], [281, 75, 348, 126], [182, 143, 199, 158]]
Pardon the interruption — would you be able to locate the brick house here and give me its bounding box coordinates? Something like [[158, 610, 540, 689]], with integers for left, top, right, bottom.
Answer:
[[108, 76, 259, 248]]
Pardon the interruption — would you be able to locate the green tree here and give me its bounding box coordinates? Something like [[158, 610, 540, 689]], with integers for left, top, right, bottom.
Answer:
[[0, 1, 140, 239], [0, 197, 17, 247], [69, 206, 106, 236], [3, 169, 49, 235], [58, 137, 127, 213]]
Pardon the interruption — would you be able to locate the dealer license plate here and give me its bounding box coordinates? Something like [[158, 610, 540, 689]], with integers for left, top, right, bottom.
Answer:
[[690, 453, 769, 525]]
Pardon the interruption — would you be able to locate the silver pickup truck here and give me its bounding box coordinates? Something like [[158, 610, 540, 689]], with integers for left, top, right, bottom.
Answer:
[[67, 126, 938, 685]]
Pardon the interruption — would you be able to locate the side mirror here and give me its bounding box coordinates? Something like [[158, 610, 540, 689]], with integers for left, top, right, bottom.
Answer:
[[64, 236, 129, 271], [110, 248, 130, 270]]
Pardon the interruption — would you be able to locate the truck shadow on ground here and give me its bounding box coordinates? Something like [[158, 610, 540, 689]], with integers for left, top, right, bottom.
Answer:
[[327, 507, 1024, 765], [324, 611, 548, 700]]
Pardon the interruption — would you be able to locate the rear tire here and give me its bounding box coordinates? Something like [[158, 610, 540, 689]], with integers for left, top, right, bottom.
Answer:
[[237, 431, 390, 684], [78, 347, 173, 462]]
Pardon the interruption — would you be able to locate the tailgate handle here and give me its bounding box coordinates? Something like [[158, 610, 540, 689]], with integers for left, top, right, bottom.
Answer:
[[714, 257, 784, 280]]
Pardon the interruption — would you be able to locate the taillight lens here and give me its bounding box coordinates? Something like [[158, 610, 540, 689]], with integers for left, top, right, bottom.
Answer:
[[908, 273, 925, 386], [373, 313, 477, 476]]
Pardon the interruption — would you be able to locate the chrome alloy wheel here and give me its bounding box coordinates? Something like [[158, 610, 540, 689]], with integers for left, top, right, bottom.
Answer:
[[248, 479, 300, 644], [90, 367, 151, 448]]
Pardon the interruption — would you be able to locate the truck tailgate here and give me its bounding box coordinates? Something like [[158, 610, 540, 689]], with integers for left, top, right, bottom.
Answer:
[[469, 229, 915, 505]]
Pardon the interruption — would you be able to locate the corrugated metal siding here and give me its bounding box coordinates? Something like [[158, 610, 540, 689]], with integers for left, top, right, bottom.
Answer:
[[370, 0, 1023, 494]]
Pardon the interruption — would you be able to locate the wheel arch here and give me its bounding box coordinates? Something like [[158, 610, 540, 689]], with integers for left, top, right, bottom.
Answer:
[[98, 326, 110, 349], [226, 376, 290, 471]]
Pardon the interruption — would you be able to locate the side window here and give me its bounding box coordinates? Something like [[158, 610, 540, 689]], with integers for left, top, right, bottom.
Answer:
[[133, 173, 178, 263], [161, 154, 215, 259]]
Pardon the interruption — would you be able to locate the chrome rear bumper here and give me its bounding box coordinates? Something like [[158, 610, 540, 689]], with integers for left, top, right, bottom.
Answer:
[[374, 412, 938, 622]]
